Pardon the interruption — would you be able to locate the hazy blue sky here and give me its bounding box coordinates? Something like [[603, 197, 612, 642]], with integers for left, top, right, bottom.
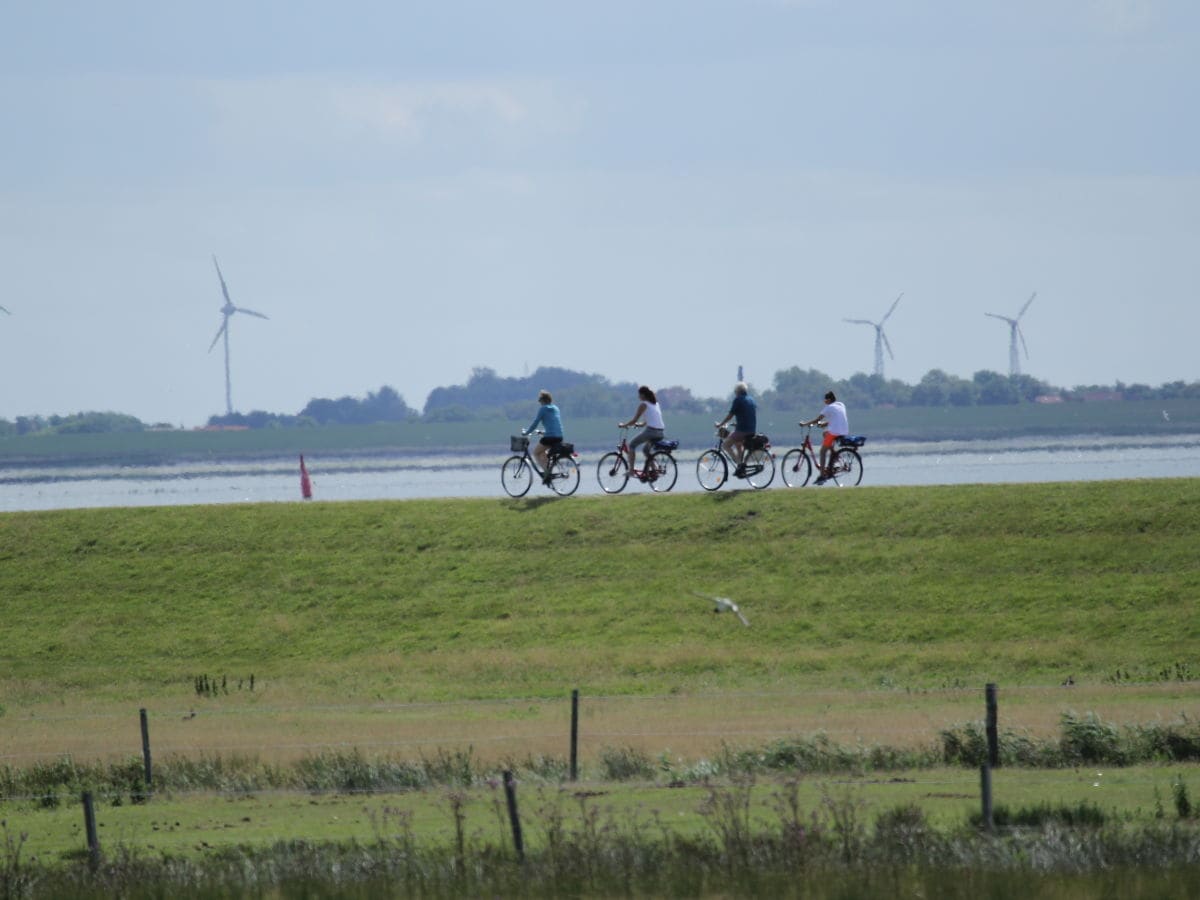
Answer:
[[1, 1, 1196, 425]]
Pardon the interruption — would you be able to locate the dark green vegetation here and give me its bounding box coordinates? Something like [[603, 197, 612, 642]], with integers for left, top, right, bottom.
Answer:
[[3, 479, 1198, 702], [5, 360, 1200, 445], [2, 398, 1198, 467]]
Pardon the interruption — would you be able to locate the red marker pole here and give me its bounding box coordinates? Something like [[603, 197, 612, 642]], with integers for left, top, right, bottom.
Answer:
[[299, 455, 313, 499]]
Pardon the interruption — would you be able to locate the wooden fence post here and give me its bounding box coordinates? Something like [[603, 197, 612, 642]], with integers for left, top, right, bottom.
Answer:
[[979, 763, 994, 833], [82, 790, 101, 868], [139, 707, 153, 792], [503, 770, 525, 862], [569, 689, 580, 782], [985, 683, 999, 768]]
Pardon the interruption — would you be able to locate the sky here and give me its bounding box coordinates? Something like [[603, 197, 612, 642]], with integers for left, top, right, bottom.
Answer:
[[1, 0, 1197, 426]]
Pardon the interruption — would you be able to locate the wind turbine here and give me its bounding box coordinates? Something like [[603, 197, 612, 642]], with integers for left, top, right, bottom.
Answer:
[[985, 292, 1036, 377], [209, 255, 269, 417], [844, 293, 902, 377]]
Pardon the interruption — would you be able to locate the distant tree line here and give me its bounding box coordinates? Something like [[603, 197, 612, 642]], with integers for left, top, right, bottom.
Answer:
[[4, 370, 1200, 437], [0, 411, 147, 437]]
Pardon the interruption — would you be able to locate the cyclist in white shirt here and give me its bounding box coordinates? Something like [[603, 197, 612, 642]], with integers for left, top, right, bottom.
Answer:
[[618, 385, 666, 477], [800, 391, 849, 485]]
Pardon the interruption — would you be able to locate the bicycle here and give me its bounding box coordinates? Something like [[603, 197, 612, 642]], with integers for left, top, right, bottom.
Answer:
[[500, 432, 581, 497], [596, 426, 679, 494], [695, 427, 775, 491], [780, 425, 865, 487]]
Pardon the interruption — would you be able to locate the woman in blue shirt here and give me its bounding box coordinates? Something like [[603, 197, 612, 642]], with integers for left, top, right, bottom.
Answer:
[[524, 390, 564, 477]]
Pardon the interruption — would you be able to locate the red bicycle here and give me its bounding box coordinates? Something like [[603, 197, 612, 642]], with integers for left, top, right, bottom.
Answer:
[[780, 425, 865, 487], [596, 426, 679, 494]]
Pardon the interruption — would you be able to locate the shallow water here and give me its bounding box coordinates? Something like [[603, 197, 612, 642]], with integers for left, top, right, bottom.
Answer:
[[2, 433, 1199, 512]]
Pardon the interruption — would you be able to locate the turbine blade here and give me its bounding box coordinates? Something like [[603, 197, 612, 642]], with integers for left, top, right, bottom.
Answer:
[[212, 255, 233, 305], [1018, 291, 1036, 319], [208, 319, 228, 352], [882, 330, 895, 359], [881, 292, 903, 323], [843, 318, 874, 326], [1018, 326, 1029, 358], [984, 312, 1013, 324], [234, 306, 270, 320], [0, 305, 10, 314]]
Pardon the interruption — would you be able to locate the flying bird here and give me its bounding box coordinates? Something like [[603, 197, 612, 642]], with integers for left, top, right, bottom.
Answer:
[[0, 305, 10, 314], [695, 592, 749, 626]]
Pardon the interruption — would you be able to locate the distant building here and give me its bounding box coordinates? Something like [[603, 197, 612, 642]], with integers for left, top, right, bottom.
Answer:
[[1034, 394, 1064, 404]]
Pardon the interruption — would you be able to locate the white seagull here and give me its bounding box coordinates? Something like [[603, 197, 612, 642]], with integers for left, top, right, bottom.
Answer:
[[695, 592, 749, 627]]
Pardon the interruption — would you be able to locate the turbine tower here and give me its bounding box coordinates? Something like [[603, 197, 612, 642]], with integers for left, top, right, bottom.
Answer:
[[844, 293, 902, 377], [985, 292, 1036, 377], [209, 255, 269, 417]]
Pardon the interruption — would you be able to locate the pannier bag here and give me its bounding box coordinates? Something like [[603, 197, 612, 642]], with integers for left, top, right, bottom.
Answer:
[[837, 435, 867, 448], [552, 442, 575, 457], [746, 434, 770, 451], [653, 439, 679, 453]]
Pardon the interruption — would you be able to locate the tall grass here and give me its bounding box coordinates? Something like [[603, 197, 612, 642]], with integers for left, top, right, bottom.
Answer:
[[3, 788, 1200, 899], [4, 713, 1198, 807]]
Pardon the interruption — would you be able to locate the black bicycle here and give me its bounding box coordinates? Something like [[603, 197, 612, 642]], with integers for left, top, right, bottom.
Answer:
[[500, 433, 581, 497], [695, 427, 775, 491]]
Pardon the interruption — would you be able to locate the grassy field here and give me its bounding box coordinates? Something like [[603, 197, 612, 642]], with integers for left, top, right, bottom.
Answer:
[[3, 765, 1193, 862], [2, 478, 1198, 703], [3, 479, 1200, 881], [2, 478, 1198, 743]]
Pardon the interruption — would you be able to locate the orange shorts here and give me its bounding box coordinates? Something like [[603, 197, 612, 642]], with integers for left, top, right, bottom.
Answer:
[[822, 432, 842, 449]]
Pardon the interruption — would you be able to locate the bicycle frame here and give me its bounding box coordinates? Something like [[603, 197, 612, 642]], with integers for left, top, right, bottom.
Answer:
[[597, 426, 678, 493], [501, 431, 581, 498], [696, 427, 774, 491], [781, 425, 863, 487]]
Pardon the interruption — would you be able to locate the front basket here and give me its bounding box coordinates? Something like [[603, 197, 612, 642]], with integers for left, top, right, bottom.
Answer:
[[511, 435, 530, 452]]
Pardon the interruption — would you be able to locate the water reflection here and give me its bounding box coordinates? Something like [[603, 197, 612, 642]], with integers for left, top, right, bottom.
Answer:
[[2, 434, 1199, 512]]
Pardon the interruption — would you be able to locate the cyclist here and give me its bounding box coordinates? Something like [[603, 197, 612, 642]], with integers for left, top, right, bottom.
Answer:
[[715, 382, 756, 474], [617, 385, 666, 478], [523, 390, 565, 482], [800, 390, 849, 485]]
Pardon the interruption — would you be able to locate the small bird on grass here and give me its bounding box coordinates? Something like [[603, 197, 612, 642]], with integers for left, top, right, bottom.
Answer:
[[694, 592, 749, 627]]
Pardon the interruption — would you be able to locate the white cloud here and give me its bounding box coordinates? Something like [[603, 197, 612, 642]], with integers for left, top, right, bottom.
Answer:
[[199, 75, 579, 155], [1086, 0, 1162, 35]]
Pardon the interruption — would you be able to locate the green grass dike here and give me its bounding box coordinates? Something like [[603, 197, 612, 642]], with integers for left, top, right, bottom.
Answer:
[[2, 478, 1198, 706]]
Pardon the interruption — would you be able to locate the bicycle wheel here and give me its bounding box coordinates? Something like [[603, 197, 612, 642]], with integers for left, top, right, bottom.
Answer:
[[745, 448, 775, 489], [830, 448, 863, 486], [548, 454, 581, 496], [780, 448, 812, 487], [596, 452, 629, 494], [646, 451, 678, 493], [500, 455, 532, 497], [696, 450, 728, 491]]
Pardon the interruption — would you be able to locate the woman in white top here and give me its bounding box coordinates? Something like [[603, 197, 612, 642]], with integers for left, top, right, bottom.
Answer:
[[618, 385, 666, 477]]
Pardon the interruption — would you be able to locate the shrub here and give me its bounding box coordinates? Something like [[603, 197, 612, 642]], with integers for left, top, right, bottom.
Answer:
[[597, 746, 655, 781]]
